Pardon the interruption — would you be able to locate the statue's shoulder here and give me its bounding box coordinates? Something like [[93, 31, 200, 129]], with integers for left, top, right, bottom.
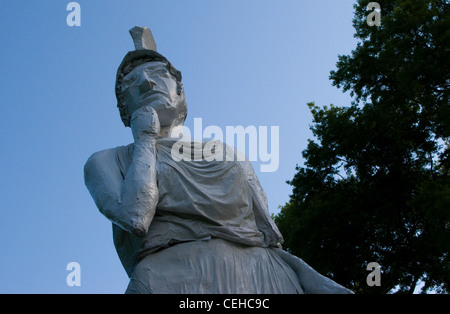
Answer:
[[84, 144, 133, 175], [85, 147, 117, 166]]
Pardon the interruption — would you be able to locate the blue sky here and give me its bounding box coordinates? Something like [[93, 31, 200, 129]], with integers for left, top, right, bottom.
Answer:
[[0, 1, 358, 293]]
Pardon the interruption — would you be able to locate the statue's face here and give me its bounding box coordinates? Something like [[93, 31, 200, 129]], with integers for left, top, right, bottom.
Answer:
[[120, 61, 186, 128]]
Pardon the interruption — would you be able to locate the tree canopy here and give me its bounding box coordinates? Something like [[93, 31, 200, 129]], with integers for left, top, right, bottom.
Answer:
[[275, 0, 449, 294]]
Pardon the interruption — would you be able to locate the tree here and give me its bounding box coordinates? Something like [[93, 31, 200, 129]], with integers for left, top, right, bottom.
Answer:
[[275, 0, 449, 294]]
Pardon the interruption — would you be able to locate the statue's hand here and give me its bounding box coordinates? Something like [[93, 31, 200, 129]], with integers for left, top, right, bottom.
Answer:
[[130, 105, 161, 141]]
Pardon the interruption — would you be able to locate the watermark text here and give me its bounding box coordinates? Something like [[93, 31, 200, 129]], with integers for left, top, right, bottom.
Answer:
[[66, 2, 81, 27], [170, 118, 279, 173], [366, 262, 381, 287], [66, 262, 81, 287], [367, 2, 381, 27]]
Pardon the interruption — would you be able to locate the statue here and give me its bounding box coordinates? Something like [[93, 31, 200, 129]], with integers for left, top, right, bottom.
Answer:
[[84, 26, 353, 294]]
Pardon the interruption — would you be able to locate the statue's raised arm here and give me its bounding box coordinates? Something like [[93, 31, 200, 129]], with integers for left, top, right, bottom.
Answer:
[[84, 106, 160, 237]]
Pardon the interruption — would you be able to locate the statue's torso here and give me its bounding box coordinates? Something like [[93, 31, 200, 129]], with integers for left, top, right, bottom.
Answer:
[[113, 139, 266, 275]]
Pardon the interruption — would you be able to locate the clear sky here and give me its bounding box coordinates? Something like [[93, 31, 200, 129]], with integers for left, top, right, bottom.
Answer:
[[0, 0, 358, 293]]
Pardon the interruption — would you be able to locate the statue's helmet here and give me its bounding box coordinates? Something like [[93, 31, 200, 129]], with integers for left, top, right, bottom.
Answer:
[[115, 26, 186, 128]]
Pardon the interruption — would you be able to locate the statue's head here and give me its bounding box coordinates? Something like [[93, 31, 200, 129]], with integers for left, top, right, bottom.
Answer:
[[115, 27, 187, 133]]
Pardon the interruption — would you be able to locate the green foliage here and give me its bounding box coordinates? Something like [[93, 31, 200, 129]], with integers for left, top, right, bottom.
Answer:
[[275, 0, 449, 293]]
